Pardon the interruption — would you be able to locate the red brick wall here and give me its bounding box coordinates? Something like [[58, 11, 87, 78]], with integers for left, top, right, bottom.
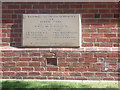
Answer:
[[1, 2, 120, 80]]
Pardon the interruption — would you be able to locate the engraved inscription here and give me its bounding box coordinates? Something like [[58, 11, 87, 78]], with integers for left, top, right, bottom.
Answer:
[[22, 14, 80, 47]]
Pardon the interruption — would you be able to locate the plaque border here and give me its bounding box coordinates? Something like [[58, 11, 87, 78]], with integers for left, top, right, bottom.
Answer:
[[22, 14, 81, 48]]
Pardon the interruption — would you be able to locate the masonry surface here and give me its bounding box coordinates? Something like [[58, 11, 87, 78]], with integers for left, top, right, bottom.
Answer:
[[1, 2, 120, 80]]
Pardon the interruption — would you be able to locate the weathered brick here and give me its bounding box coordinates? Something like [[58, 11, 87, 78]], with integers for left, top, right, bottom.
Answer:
[[29, 62, 40, 67], [47, 67, 58, 71]]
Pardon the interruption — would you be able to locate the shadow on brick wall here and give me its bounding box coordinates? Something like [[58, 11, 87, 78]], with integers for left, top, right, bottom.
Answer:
[[10, 15, 23, 47]]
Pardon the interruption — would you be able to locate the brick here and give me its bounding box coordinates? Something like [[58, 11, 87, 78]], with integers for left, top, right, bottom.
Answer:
[[16, 62, 28, 66], [1, 43, 9, 46], [83, 73, 94, 77], [110, 18, 119, 23], [39, 10, 50, 13], [48, 77, 59, 80], [98, 19, 110, 23], [83, 19, 98, 23], [51, 10, 62, 13], [21, 5, 32, 9], [2, 38, 10, 42], [82, 34, 90, 37], [2, 15, 11, 18], [2, 29, 11, 33], [76, 77, 87, 80], [88, 9, 98, 13], [20, 53, 29, 57], [14, 10, 25, 14], [82, 14, 94, 18], [85, 58, 97, 62], [20, 58, 31, 61], [23, 77, 34, 79], [71, 5, 82, 8], [72, 63, 81, 67], [53, 72, 62, 76], [103, 78, 114, 80], [97, 29, 110, 33], [44, 52, 55, 57], [58, 5, 69, 8], [41, 62, 46, 66], [95, 73, 106, 77], [32, 58, 45, 61], [2, 58, 12, 61], [97, 38, 109, 42], [58, 63, 68, 66], [2, 10, 13, 14], [63, 10, 74, 13], [79, 58, 84, 62], [3, 62, 15, 67], [29, 62, 40, 66], [10, 67, 21, 71], [83, 4, 95, 8], [63, 72, 69, 76], [66, 58, 78, 62], [110, 39, 118, 43], [108, 53, 118, 57], [3, 72, 15, 76], [2, 77, 9, 79], [56, 52, 67, 57], [29, 72, 40, 76], [33, 5, 44, 9], [74, 68, 87, 72], [76, 9, 89, 13], [82, 53, 93, 57], [29, 53, 40, 56], [94, 53, 107, 57], [47, 67, 58, 71], [13, 58, 20, 61], [46, 5, 57, 9], [109, 63, 117, 67], [82, 43, 93, 47], [104, 34, 116, 37], [8, 5, 20, 9], [99, 9, 110, 13], [22, 67, 33, 71], [57, 58, 66, 62], [104, 24, 116, 28], [114, 44, 119, 47], [35, 77, 46, 79], [101, 14, 113, 18], [90, 24, 103, 28], [111, 9, 119, 13], [69, 72, 81, 76], [95, 4, 107, 8], [81, 62, 92, 67], [68, 53, 80, 57], [109, 73, 119, 77], [65, 67, 75, 71], [34, 67, 44, 71], [41, 72, 52, 76], [2, 34, 6, 37], [16, 72, 27, 76], [99, 43, 112, 47], [2, 67, 9, 71], [91, 34, 103, 37], [84, 29, 96, 33]]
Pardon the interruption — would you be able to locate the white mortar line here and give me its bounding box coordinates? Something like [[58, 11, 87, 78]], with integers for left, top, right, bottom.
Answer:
[[1, 79, 119, 83]]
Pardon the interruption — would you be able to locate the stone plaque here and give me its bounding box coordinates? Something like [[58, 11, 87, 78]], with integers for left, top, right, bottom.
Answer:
[[22, 14, 81, 47]]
